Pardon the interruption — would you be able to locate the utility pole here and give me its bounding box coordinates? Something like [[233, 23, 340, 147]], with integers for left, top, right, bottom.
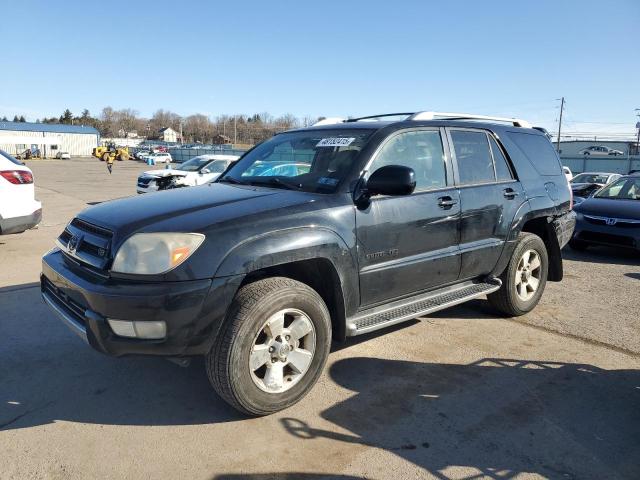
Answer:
[[635, 108, 640, 155], [233, 115, 237, 145], [556, 97, 565, 152]]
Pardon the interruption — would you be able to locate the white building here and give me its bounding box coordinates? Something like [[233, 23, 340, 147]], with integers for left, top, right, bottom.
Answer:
[[158, 127, 178, 143], [0, 121, 100, 157]]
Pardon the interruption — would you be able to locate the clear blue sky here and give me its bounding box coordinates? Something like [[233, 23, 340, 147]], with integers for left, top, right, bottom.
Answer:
[[1, 0, 638, 135]]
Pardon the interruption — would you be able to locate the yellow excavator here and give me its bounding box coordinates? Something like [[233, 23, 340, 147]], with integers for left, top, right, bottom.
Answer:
[[92, 143, 130, 162]]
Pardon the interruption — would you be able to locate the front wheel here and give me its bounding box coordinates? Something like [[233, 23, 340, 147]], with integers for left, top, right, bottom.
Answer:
[[488, 232, 548, 316], [207, 277, 332, 416]]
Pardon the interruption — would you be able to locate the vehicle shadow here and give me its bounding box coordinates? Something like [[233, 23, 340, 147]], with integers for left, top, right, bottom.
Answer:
[[0, 283, 242, 431], [281, 357, 640, 480], [624, 272, 640, 281], [562, 246, 639, 266]]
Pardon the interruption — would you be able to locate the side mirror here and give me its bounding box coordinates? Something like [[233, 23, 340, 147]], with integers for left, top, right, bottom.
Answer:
[[366, 165, 416, 196]]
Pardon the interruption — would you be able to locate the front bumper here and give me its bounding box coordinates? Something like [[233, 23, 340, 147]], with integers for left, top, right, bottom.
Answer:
[[41, 250, 241, 357], [573, 215, 639, 250], [0, 207, 42, 235]]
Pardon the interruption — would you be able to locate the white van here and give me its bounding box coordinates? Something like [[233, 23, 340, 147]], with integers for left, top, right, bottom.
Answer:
[[0, 150, 42, 234]]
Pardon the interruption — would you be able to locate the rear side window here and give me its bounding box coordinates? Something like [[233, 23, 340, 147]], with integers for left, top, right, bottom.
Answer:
[[489, 136, 513, 181], [450, 130, 494, 184], [508, 132, 562, 176]]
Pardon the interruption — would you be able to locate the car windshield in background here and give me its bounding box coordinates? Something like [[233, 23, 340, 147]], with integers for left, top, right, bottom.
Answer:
[[572, 174, 609, 184], [219, 129, 374, 193], [595, 177, 640, 200], [0, 149, 24, 166], [177, 157, 214, 171]]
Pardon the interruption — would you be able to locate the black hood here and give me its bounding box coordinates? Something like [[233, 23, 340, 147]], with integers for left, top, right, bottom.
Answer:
[[78, 183, 316, 237], [575, 197, 640, 220]]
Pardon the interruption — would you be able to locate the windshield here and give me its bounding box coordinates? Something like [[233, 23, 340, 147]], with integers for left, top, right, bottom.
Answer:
[[178, 157, 215, 172], [0, 149, 24, 166], [595, 177, 640, 200], [571, 173, 610, 184], [219, 129, 374, 193]]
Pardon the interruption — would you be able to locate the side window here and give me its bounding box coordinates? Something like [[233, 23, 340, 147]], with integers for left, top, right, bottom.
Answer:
[[450, 130, 495, 184], [489, 136, 513, 181], [369, 130, 447, 191]]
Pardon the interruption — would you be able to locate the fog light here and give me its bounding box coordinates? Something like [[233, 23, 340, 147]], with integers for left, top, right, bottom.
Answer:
[[108, 320, 167, 340]]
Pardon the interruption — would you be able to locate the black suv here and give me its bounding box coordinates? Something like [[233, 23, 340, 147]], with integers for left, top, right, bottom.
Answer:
[[41, 112, 575, 415]]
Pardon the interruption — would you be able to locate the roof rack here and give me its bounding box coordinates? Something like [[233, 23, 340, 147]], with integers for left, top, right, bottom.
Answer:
[[408, 111, 532, 128], [345, 113, 416, 122], [312, 111, 532, 128]]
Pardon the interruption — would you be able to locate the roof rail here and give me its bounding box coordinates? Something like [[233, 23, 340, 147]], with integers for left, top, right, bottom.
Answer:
[[408, 111, 532, 128], [312, 117, 346, 126], [345, 113, 416, 122]]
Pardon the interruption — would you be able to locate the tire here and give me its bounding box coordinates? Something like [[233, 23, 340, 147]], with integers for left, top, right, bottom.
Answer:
[[207, 277, 332, 416], [101, 152, 110, 162], [488, 232, 548, 317], [569, 238, 588, 251]]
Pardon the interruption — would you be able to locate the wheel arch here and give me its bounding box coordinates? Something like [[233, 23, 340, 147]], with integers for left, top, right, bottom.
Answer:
[[215, 227, 358, 341]]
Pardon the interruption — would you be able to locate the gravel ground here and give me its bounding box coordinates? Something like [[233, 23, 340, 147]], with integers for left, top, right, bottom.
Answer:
[[1, 159, 638, 480]]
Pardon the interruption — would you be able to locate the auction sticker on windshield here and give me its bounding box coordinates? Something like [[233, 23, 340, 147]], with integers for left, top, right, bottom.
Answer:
[[316, 137, 355, 147]]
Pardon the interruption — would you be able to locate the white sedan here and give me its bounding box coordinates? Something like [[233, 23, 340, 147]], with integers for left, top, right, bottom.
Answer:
[[0, 150, 42, 234], [145, 152, 173, 164], [137, 154, 239, 193]]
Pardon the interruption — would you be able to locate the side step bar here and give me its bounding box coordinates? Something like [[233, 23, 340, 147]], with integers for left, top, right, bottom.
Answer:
[[346, 279, 502, 336]]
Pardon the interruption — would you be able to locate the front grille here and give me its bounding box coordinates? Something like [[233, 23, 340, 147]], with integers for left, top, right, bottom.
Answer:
[[57, 217, 113, 270], [137, 177, 153, 186], [584, 215, 640, 229], [579, 231, 636, 247], [41, 276, 86, 326]]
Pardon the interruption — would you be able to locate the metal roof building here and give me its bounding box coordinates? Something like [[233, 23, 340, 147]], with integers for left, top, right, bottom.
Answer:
[[0, 121, 100, 158]]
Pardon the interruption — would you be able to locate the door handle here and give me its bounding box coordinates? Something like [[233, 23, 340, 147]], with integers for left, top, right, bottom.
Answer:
[[438, 196, 458, 208], [503, 188, 519, 199]]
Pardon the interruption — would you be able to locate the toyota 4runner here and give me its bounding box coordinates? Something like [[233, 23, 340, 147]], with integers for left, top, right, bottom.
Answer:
[[41, 111, 575, 415]]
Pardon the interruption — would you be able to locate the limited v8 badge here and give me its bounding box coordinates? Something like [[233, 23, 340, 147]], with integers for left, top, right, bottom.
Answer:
[[366, 248, 399, 260]]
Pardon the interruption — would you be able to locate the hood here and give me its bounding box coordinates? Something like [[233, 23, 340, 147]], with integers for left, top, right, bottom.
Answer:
[[78, 183, 317, 238], [575, 197, 640, 220], [142, 168, 188, 178]]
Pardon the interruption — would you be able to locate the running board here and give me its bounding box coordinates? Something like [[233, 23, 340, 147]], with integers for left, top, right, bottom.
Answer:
[[346, 279, 502, 336]]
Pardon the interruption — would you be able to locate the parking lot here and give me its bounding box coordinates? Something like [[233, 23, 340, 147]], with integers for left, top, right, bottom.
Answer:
[[1, 158, 639, 479]]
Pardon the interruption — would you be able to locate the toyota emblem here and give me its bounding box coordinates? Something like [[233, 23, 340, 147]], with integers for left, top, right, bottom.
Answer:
[[68, 234, 80, 252]]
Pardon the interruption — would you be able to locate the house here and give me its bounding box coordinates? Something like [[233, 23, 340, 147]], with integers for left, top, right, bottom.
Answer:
[[158, 127, 178, 143], [212, 134, 232, 144]]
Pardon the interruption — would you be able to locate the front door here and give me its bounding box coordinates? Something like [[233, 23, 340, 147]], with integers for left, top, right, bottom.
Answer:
[[447, 128, 524, 280], [355, 128, 461, 307]]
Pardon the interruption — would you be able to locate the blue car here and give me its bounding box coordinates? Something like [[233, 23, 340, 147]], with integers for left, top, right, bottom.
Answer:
[[570, 175, 640, 251]]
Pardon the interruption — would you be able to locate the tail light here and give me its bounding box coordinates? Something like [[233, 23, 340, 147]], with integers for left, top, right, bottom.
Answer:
[[566, 175, 573, 210], [0, 170, 34, 184]]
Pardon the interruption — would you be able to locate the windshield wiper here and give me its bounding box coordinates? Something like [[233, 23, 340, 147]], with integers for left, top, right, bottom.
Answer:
[[218, 176, 247, 185], [248, 177, 302, 191]]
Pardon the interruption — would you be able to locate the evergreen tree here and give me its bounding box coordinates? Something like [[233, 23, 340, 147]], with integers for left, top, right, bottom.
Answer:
[[13, 115, 19, 122], [61, 109, 73, 124], [1, 116, 7, 121], [18, 115, 26, 122]]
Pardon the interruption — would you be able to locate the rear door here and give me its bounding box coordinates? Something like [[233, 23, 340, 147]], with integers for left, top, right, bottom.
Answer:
[[355, 128, 461, 307], [447, 128, 524, 280]]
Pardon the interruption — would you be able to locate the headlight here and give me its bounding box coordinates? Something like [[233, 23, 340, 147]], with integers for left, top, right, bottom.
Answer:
[[111, 233, 205, 275]]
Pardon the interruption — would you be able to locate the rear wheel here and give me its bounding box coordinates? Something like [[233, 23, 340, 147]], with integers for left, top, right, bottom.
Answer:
[[101, 152, 110, 162], [206, 277, 331, 416], [488, 232, 548, 316]]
